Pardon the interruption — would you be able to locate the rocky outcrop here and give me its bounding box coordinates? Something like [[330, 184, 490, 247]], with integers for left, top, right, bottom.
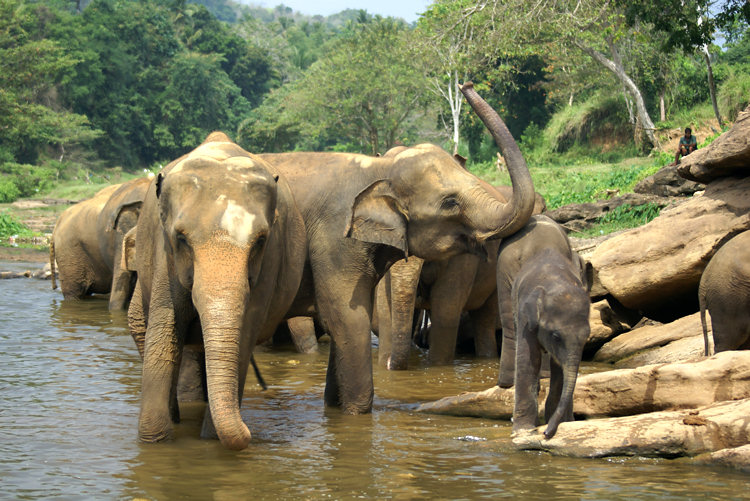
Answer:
[[417, 350, 750, 420], [546, 193, 676, 233], [512, 398, 750, 458], [588, 176, 750, 314], [695, 444, 750, 472], [634, 163, 704, 197], [593, 312, 705, 363], [584, 299, 630, 357], [678, 105, 750, 183]]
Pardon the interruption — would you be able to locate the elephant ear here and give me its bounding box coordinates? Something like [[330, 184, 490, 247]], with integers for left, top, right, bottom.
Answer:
[[121, 227, 138, 272], [453, 153, 468, 169], [345, 179, 409, 257], [109, 201, 143, 231]]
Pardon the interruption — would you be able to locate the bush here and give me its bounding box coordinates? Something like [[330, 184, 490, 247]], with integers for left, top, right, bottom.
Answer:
[[0, 178, 21, 203], [0, 162, 58, 201], [718, 68, 750, 121], [0, 211, 30, 238]]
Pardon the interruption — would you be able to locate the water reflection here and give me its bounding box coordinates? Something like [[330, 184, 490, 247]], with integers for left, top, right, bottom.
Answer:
[[1, 260, 749, 499]]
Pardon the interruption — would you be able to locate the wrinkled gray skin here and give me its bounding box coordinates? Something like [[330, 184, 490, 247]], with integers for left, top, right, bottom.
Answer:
[[258, 82, 536, 415], [700, 230, 750, 355], [500, 215, 590, 439], [50, 177, 150, 310], [128, 132, 306, 450], [496, 215, 589, 389], [377, 186, 546, 370]]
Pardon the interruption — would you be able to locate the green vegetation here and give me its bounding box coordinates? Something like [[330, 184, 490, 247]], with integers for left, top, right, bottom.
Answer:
[[0, 0, 748, 241], [0, 211, 33, 239], [572, 203, 662, 238]]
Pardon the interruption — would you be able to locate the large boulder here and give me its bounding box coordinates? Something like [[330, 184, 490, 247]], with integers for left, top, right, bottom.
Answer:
[[678, 106, 750, 183], [417, 350, 750, 419], [588, 176, 750, 316], [584, 299, 630, 358], [695, 444, 750, 472], [634, 163, 704, 197], [593, 312, 705, 363], [512, 398, 750, 458]]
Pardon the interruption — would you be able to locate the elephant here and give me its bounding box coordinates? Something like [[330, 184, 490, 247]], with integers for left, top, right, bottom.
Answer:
[[376, 186, 546, 370], [127, 131, 307, 450], [50, 176, 150, 310], [496, 215, 590, 389], [700, 230, 750, 355], [257, 81, 536, 415]]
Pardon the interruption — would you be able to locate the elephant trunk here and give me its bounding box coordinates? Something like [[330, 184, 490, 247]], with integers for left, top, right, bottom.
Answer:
[[193, 252, 252, 451], [543, 358, 580, 439], [460, 82, 535, 239]]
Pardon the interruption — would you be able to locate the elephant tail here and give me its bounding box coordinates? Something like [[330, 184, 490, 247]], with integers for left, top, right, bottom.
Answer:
[[250, 354, 267, 391], [49, 238, 57, 290], [699, 294, 711, 356]]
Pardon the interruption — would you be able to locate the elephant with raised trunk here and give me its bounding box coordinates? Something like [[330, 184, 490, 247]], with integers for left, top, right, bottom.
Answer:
[[376, 185, 546, 370], [258, 82, 536, 415], [50, 176, 150, 310], [129, 132, 306, 450], [495, 215, 590, 439], [700, 230, 750, 355]]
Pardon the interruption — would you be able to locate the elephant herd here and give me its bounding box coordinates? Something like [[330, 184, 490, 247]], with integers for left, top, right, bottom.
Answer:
[[48, 84, 596, 450]]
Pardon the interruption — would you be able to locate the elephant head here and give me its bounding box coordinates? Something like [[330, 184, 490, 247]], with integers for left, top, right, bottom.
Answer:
[[150, 139, 279, 450], [347, 82, 535, 263]]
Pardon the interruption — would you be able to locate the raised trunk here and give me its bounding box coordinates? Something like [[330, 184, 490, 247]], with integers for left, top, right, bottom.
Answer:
[[193, 255, 252, 451], [459, 82, 536, 238], [543, 359, 580, 439]]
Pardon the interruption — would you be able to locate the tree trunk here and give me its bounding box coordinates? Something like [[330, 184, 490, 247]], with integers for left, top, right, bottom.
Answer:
[[660, 90, 666, 122], [703, 47, 723, 128], [575, 39, 658, 147]]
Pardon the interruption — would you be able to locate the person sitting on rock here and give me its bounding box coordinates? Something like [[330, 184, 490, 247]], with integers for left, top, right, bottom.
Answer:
[[674, 127, 697, 165]]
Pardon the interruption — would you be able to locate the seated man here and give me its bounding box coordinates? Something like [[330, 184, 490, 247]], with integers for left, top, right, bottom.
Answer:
[[674, 127, 697, 164]]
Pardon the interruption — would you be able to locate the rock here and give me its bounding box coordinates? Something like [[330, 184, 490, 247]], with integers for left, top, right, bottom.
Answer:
[[0, 270, 31, 279], [694, 444, 750, 472], [511, 398, 750, 458], [593, 312, 705, 363], [613, 334, 705, 368], [546, 193, 676, 233], [588, 176, 750, 315], [584, 299, 629, 357], [418, 350, 750, 420], [678, 106, 750, 183], [634, 163, 704, 197]]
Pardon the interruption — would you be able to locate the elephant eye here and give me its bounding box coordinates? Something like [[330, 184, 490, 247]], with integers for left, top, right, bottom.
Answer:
[[254, 234, 267, 250], [551, 331, 562, 342], [175, 232, 188, 247], [441, 195, 459, 210]]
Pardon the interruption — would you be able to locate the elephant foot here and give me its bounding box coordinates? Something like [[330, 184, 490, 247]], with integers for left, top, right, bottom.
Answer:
[[138, 420, 174, 444], [497, 371, 514, 388]]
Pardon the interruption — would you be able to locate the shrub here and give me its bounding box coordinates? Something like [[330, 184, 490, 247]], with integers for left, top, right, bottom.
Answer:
[[0, 178, 21, 203], [0, 211, 30, 239], [718, 68, 750, 121]]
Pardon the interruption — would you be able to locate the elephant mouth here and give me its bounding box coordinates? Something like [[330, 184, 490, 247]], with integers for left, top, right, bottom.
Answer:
[[459, 234, 489, 261]]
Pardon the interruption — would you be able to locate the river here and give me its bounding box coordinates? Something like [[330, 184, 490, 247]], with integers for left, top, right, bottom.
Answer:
[[0, 260, 746, 500]]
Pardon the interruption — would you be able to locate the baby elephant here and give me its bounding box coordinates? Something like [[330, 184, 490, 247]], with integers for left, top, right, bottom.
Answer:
[[497, 215, 590, 438], [700, 230, 750, 355]]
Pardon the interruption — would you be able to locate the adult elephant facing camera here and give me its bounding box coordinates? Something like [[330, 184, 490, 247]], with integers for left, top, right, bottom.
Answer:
[[130, 132, 306, 450], [260, 82, 535, 415]]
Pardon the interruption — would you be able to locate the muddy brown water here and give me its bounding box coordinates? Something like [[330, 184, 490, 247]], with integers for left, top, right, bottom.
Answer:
[[1, 260, 747, 500]]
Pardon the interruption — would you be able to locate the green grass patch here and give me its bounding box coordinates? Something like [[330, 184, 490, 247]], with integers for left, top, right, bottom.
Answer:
[[470, 155, 658, 210], [570, 203, 662, 238]]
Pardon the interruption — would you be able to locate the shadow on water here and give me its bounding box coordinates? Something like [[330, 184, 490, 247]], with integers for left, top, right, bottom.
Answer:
[[1, 260, 749, 499]]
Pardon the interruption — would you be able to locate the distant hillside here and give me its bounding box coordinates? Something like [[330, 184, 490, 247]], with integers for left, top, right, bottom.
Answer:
[[191, 0, 364, 27]]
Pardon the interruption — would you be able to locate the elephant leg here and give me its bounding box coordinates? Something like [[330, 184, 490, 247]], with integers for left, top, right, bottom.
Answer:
[[287, 316, 319, 354], [428, 265, 474, 365], [512, 325, 542, 434], [316, 277, 375, 414], [128, 280, 146, 359], [497, 282, 516, 388], [710, 308, 742, 353], [178, 344, 206, 402], [376, 275, 394, 368], [139, 299, 183, 443], [470, 294, 499, 358], [382, 258, 423, 370]]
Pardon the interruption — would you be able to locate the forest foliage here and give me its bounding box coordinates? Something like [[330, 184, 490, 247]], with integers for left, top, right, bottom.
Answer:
[[1, 0, 749, 205]]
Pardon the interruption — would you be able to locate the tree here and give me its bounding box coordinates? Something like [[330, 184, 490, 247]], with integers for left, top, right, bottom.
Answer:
[[456, 0, 661, 147], [616, 0, 750, 128], [242, 17, 428, 154], [0, 0, 100, 165]]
